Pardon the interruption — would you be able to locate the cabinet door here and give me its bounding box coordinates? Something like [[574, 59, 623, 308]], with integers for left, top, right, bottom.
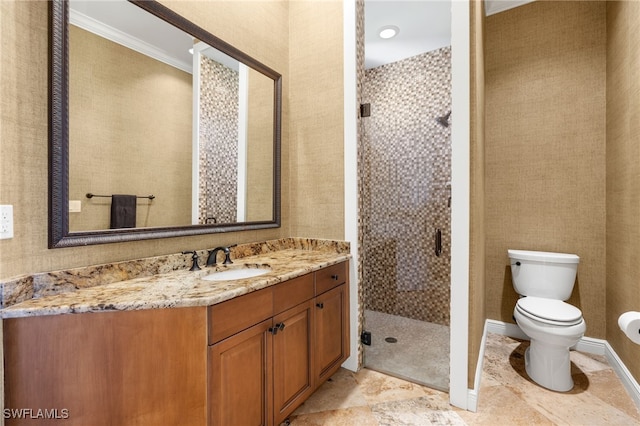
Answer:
[[272, 300, 314, 424], [209, 319, 273, 426], [314, 283, 349, 385], [4, 307, 207, 426]]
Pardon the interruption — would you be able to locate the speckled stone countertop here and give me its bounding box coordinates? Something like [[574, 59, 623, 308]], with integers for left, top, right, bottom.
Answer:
[[0, 238, 350, 319]]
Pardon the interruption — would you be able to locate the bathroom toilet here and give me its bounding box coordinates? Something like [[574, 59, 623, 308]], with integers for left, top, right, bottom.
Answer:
[[508, 249, 586, 392]]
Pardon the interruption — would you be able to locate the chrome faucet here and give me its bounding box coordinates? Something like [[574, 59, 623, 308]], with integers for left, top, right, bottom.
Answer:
[[206, 244, 237, 266]]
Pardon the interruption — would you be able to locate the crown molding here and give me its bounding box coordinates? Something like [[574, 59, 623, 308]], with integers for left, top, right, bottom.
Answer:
[[485, 0, 536, 16], [69, 9, 192, 74]]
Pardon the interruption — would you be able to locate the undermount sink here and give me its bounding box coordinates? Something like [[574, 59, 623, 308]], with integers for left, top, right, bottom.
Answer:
[[201, 267, 270, 281]]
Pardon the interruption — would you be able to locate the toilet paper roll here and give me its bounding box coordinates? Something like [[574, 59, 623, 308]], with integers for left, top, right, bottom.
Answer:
[[618, 311, 640, 345]]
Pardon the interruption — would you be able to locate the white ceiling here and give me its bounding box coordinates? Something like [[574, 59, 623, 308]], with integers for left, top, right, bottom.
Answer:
[[364, 0, 451, 69], [364, 0, 536, 70]]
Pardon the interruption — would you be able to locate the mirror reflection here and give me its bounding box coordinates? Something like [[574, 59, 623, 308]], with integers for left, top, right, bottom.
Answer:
[[67, 0, 275, 232]]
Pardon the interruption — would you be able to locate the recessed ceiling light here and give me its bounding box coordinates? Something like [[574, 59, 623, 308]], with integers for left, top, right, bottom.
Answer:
[[379, 25, 399, 39]]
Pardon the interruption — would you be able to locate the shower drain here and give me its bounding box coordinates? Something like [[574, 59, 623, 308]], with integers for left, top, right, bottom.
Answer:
[[384, 337, 398, 343]]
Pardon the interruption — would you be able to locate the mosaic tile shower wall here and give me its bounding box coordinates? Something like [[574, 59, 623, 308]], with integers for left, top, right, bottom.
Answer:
[[361, 47, 452, 326], [198, 56, 239, 224]]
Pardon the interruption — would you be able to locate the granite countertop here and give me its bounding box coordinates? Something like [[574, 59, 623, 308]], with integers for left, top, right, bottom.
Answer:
[[1, 245, 350, 319]]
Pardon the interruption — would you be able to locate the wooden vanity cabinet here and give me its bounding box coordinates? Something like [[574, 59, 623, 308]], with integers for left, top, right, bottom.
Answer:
[[208, 261, 349, 426], [3, 261, 349, 426], [208, 273, 315, 426]]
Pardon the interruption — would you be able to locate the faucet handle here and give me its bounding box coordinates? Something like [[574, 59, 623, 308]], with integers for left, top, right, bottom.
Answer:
[[223, 244, 237, 264], [181, 251, 201, 271]]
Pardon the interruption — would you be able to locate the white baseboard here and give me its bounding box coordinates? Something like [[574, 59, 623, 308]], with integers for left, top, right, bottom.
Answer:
[[486, 318, 528, 340], [466, 388, 478, 413], [467, 319, 526, 411], [574, 336, 606, 355], [604, 340, 640, 410], [478, 320, 640, 411], [466, 319, 492, 412]]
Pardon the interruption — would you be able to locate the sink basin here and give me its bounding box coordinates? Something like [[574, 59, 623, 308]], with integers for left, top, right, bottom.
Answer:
[[201, 268, 270, 281]]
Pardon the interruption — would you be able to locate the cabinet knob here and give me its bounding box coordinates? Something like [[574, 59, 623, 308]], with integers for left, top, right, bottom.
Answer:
[[331, 275, 339, 281], [316, 303, 324, 309], [277, 322, 285, 331]]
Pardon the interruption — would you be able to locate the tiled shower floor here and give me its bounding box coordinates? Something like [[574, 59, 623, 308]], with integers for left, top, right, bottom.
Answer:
[[363, 309, 450, 391]]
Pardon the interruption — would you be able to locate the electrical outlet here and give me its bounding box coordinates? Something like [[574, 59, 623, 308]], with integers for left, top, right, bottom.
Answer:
[[69, 200, 82, 213], [0, 205, 14, 239]]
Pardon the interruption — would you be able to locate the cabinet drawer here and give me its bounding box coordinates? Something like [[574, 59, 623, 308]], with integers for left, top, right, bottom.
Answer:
[[273, 273, 314, 315], [208, 287, 274, 345], [315, 262, 347, 295]]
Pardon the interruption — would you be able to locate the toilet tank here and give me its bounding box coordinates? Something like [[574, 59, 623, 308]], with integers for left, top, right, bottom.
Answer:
[[508, 249, 579, 300]]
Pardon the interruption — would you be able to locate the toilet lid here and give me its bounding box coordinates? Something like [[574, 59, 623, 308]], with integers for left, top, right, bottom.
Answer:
[[516, 297, 583, 325]]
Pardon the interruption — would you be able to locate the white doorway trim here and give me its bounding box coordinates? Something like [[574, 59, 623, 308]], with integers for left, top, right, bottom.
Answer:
[[449, 0, 471, 410], [342, 0, 472, 410], [342, 0, 360, 372]]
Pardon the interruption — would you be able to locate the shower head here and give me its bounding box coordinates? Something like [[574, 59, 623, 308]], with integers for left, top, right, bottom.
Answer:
[[437, 111, 451, 128]]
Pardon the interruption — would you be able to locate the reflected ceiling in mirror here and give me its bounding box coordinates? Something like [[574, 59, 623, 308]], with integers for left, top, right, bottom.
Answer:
[[49, 0, 281, 247]]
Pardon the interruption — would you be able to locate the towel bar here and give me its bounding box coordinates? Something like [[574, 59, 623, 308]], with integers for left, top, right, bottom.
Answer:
[[86, 193, 155, 200]]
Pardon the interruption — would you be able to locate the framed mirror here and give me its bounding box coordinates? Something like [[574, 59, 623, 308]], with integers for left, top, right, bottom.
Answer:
[[49, 0, 282, 248]]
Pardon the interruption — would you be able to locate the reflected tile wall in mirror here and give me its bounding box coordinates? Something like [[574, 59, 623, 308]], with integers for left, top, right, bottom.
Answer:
[[198, 56, 239, 224]]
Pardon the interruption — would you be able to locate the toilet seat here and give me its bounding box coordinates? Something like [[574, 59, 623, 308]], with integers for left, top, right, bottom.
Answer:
[[516, 297, 583, 326]]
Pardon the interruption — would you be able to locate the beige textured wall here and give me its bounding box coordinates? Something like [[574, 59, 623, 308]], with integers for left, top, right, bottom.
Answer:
[[485, 2, 606, 337], [606, 1, 640, 383], [69, 26, 192, 231], [468, 0, 486, 389], [0, 1, 289, 279], [289, 0, 345, 239]]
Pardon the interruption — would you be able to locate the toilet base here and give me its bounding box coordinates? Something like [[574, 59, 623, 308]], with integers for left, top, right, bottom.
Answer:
[[524, 340, 573, 392]]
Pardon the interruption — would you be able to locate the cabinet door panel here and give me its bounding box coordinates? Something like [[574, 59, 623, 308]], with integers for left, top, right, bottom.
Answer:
[[315, 284, 349, 384], [209, 319, 273, 426], [272, 300, 313, 424], [4, 307, 207, 426]]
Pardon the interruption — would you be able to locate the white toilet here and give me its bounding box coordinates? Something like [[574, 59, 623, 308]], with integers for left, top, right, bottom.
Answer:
[[508, 249, 586, 392]]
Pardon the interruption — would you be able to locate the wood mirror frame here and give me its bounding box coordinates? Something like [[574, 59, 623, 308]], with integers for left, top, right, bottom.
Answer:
[[49, 0, 282, 248]]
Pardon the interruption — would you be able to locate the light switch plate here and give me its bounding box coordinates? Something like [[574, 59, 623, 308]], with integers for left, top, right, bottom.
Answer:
[[0, 205, 14, 239]]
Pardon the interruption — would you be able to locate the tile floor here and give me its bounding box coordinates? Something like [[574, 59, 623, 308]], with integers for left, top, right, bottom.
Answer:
[[288, 333, 640, 425]]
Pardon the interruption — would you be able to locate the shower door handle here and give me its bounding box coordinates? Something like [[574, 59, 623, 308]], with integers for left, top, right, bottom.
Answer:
[[435, 228, 442, 257]]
